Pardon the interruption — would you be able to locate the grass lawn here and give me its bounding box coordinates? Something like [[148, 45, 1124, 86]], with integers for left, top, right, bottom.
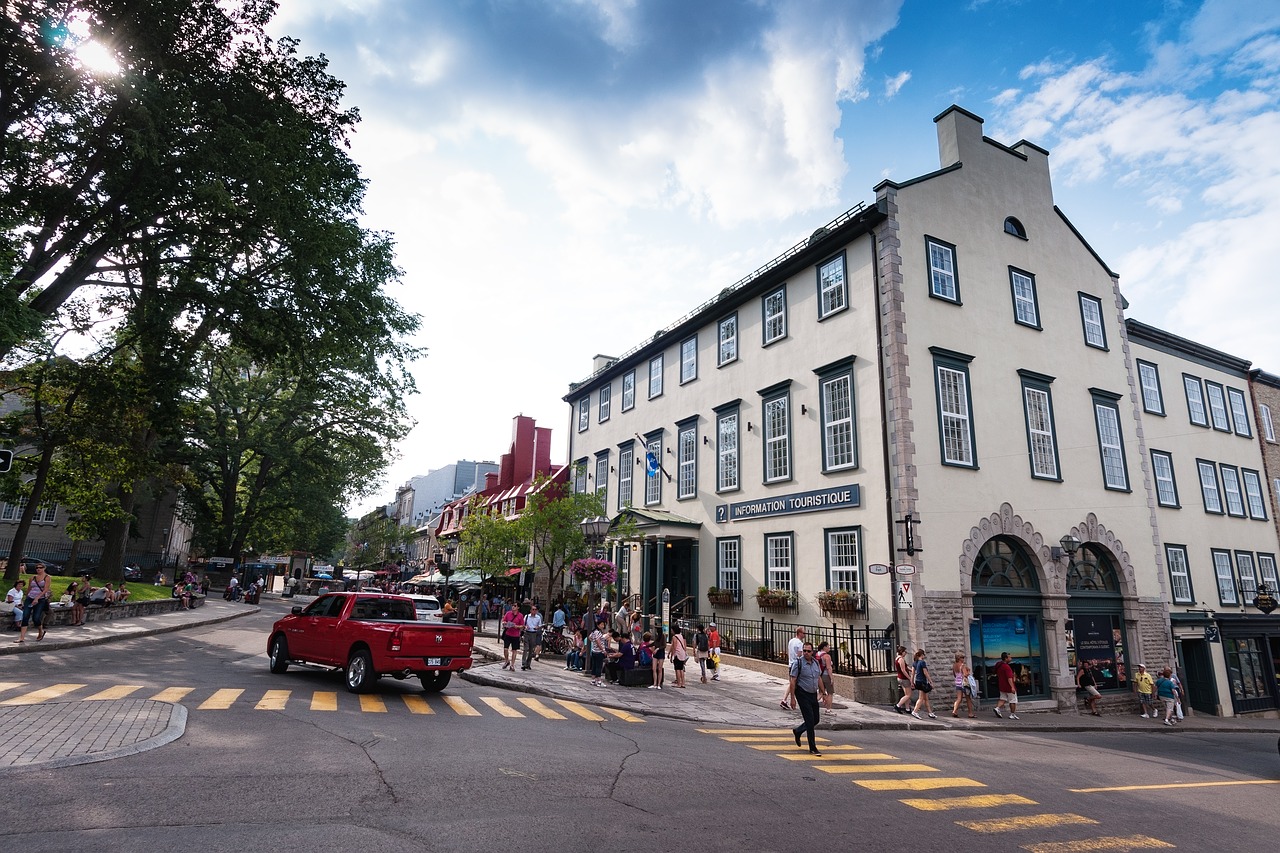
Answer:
[[38, 576, 175, 603]]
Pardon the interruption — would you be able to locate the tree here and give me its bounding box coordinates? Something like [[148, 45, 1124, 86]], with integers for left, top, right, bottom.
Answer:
[[458, 495, 522, 587], [514, 472, 606, 601]]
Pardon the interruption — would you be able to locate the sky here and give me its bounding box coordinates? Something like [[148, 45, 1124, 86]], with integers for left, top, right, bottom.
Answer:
[[263, 1, 1280, 517]]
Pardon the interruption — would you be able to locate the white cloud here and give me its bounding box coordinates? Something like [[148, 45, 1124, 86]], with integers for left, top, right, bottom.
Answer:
[[885, 70, 910, 98]]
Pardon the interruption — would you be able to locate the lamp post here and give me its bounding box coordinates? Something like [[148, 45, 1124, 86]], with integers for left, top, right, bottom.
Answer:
[[580, 516, 610, 559], [1051, 533, 1081, 562]]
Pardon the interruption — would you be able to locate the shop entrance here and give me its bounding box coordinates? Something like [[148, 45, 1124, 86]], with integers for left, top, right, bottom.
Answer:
[[1179, 638, 1218, 716]]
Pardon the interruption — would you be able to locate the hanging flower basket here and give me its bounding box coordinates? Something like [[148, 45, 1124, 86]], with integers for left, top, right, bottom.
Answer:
[[570, 558, 617, 586], [817, 590, 865, 617], [706, 587, 739, 607], [755, 587, 797, 611]]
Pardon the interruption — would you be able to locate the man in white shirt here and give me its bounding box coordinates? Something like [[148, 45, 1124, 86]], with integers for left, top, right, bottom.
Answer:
[[780, 627, 805, 710], [521, 603, 544, 670]]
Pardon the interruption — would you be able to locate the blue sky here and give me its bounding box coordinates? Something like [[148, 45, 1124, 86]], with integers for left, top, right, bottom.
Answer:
[[265, 1, 1280, 515]]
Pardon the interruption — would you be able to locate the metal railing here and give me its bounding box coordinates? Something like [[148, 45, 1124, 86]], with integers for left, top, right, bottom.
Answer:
[[674, 612, 894, 676]]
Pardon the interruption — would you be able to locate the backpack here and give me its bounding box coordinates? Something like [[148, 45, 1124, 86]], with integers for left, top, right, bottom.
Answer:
[[639, 644, 653, 665]]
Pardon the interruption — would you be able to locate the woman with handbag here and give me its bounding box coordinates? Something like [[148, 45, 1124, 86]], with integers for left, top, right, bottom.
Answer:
[[17, 563, 52, 643], [910, 648, 937, 719], [668, 625, 689, 688], [951, 652, 976, 718], [816, 641, 836, 712], [70, 575, 91, 626]]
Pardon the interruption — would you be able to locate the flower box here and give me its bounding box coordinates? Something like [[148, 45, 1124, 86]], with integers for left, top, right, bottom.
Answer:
[[817, 591, 865, 617], [706, 589, 739, 608]]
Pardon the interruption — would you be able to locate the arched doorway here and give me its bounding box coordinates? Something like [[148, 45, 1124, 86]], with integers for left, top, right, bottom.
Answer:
[[1065, 544, 1130, 693], [969, 536, 1049, 701]]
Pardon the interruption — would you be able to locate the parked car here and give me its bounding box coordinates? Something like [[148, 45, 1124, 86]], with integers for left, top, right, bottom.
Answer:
[[123, 565, 143, 581], [19, 558, 64, 575], [267, 592, 473, 693], [406, 594, 443, 623]]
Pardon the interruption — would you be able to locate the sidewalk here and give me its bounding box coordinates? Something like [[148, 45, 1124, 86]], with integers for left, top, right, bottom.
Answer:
[[462, 629, 1280, 736]]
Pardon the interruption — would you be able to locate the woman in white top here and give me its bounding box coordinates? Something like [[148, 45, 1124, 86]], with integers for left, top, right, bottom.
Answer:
[[668, 626, 689, 688], [5, 579, 24, 627], [18, 564, 52, 642]]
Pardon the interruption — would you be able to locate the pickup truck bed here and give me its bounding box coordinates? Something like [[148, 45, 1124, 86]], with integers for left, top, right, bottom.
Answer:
[[267, 592, 474, 693]]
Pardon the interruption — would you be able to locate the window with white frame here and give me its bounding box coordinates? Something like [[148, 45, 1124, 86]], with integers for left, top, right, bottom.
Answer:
[[1183, 375, 1207, 426], [718, 314, 738, 366], [820, 369, 856, 471], [1243, 469, 1267, 520], [1237, 552, 1258, 599], [1093, 394, 1128, 490], [622, 370, 636, 412], [648, 355, 664, 399], [765, 533, 794, 591], [598, 384, 611, 423], [1258, 553, 1279, 595], [1198, 460, 1223, 513], [0, 500, 57, 523], [1221, 465, 1245, 517], [1079, 293, 1107, 349], [1151, 450, 1179, 508], [933, 348, 976, 467], [680, 336, 697, 384], [926, 237, 958, 302], [716, 408, 739, 492], [762, 388, 791, 483], [1214, 549, 1238, 604], [574, 459, 588, 494], [826, 528, 861, 593], [1166, 545, 1194, 604], [644, 435, 662, 505], [717, 538, 740, 593], [817, 253, 847, 319], [677, 422, 697, 500], [1021, 373, 1059, 480], [1262, 404, 1276, 442], [577, 396, 590, 432], [595, 453, 609, 507], [617, 444, 634, 509], [1226, 387, 1251, 437], [762, 286, 787, 345], [1137, 361, 1164, 415], [1009, 268, 1039, 328], [1205, 382, 1231, 431]]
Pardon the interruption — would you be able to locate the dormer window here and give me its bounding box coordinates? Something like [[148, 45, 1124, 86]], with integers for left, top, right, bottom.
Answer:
[[1004, 217, 1027, 239]]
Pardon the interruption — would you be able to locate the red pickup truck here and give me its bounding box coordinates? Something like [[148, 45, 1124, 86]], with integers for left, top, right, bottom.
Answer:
[[267, 592, 474, 693]]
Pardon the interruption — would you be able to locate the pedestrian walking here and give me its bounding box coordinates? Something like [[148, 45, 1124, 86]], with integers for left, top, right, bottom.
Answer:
[[790, 642, 824, 755], [780, 627, 805, 710], [694, 624, 710, 683], [993, 651, 1020, 719], [1156, 667, 1181, 726], [892, 646, 915, 714], [16, 563, 52, 643], [816, 641, 836, 712], [1077, 661, 1102, 716], [588, 619, 609, 686], [521, 603, 543, 669], [500, 604, 524, 670], [951, 652, 975, 718], [707, 622, 722, 681], [615, 600, 630, 636], [910, 649, 936, 719], [1133, 663, 1156, 719], [669, 625, 689, 688], [1169, 669, 1185, 720]]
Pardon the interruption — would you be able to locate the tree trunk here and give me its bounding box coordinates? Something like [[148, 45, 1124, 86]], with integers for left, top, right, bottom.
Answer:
[[3, 441, 55, 583], [97, 483, 138, 582]]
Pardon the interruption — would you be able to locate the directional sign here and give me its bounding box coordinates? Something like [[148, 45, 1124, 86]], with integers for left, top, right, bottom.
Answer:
[[867, 563, 891, 576], [896, 580, 913, 610], [895, 564, 916, 575]]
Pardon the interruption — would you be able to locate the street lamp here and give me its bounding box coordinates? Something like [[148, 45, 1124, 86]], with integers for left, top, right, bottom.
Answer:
[[580, 516, 610, 558], [434, 541, 456, 580], [1051, 533, 1081, 561]]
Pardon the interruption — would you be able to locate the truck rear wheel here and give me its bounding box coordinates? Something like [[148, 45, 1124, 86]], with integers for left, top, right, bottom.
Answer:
[[419, 671, 451, 693], [345, 649, 376, 693], [268, 635, 290, 674]]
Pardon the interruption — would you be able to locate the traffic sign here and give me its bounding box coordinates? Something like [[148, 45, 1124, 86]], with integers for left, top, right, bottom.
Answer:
[[0, 450, 11, 473], [896, 580, 913, 609]]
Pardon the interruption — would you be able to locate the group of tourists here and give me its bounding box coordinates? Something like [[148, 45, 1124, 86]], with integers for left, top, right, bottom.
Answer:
[[4, 564, 137, 642]]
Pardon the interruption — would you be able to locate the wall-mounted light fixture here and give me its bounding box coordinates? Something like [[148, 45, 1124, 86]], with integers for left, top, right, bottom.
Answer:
[[801, 404, 807, 416], [1050, 533, 1082, 561], [703, 435, 710, 445], [746, 422, 754, 432]]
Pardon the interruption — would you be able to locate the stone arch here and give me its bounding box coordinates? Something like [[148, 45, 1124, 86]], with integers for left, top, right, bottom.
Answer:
[[958, 502, 1058, 596], [1059, 513, 1139, 600]]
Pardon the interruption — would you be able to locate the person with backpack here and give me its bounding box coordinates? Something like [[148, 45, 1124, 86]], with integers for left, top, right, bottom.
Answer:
[[669, 624, 689, 688], [707, 622, 722, 681], [910, 649, 937, 719], [789, 641, 824, 756], [694, 624, 710, 683]]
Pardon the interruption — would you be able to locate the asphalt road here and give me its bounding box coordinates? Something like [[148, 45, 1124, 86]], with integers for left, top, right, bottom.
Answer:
[[1, 602, 1275, 852]]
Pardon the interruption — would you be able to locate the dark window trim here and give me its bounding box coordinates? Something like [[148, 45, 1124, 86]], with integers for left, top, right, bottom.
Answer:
[[598, 383, 611, 424], [761, 284, 788, 347], [1211, 547, 1238, 605], [1220, 463, 1247, 517], [814, 355, 857, 378], [716, 535, 743, 593], [715, 404, 741, 496], [1090, 390, 1130, 492], [762, 530, 797, 590], [717, 313, 739, 368], [931, 347, 978, 469], [1078, 292, 1109, 351], [577, 396, 590, 433], [1136, 359, 1165, 416], [924, 235, 961, 304], [679, 335, 698, 386], [621, 369, 637, 413], [817, 361, 858, 473], [1008, 266, 1041, 330], [1150, 449, 1181, 508], [1226, 386, 1252, 437], [822, 524, 862, 591], [713, 397, 743, 415], [1004, 216, 1027, 239], [1204, 379, 1232, 433], [759, 384, 794, 485], [757, 378, 794, 397], [816, 250, 849, 321], [647, 354, 664, 400], [676, 421, 698, 502], [1164, 543, 1195, 605], [1182, 373, 1208, 427], [1019, 370, 1061, 482], [1242, 467, 1269, 521], [1197, 458, 1225, 515]]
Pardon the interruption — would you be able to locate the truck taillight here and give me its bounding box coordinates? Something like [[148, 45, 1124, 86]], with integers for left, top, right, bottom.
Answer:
[[389, 628, 402, 653]]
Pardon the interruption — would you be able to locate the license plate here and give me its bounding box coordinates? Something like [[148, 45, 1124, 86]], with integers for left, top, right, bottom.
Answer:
[[426, 657, 443, 666]]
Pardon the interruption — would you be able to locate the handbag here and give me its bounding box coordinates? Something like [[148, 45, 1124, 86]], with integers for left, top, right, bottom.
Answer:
[[59, 593, 73, 606], [916, 680, 932, 693]]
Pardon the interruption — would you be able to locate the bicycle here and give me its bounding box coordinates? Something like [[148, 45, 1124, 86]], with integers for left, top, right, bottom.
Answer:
[[540, 625, 569, 656]]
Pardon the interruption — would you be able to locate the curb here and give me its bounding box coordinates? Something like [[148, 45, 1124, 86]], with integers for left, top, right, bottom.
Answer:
[[0, 606, 260, 656], [0, 699, 187, 776]]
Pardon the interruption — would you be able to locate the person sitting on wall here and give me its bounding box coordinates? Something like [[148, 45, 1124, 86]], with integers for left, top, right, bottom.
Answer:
[[88, 583, 116, 606], [115, 584, 131, 604]]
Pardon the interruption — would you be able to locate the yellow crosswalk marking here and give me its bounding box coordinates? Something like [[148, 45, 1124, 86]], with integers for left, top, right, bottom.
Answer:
[[311, 691, 338, 711], [197, 688, 243, 710], [0, 682, 29, 695], [402, 695, 434, 714], [778, 753, 897, 761], [359, 695, 387, 713], [698, 728, 785, 734], [959, 813, 1097, 833], [856, 778, 986, 792], [256, 690, 290, 711], [902, 794, 1037, 811], [84, 685, 144, 700], [818, 763, 938, 774], [1021, 836, 1174, 852], [721, 735, 821, 742], [443, 695, 480, 716], [2, 683, 86, 705], [480, 697, 525, 718], [518, 698, 566, 719], [601, 707, 645, 723], [151, 687, 194, 703], [555, 699, 605, 721], [749, 743, 856, 751]]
